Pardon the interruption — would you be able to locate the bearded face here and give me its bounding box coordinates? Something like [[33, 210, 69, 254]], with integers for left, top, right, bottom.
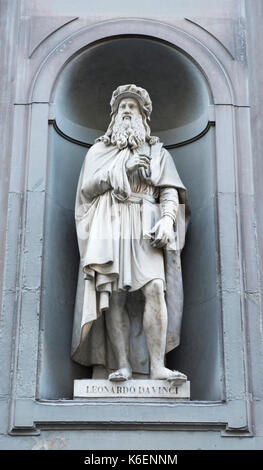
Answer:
[[110, 98, 147, 150], [96, 96, 158, 149]]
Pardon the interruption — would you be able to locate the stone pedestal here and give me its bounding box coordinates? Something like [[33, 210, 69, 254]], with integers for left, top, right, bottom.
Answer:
[[74, 379, 190, 400]]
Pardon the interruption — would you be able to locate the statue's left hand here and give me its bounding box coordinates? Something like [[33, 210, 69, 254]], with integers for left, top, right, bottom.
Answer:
[[150, 216, 175, 248]]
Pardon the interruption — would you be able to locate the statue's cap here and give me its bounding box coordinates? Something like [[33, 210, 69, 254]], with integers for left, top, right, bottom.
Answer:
[[110, 84, 152, 120]]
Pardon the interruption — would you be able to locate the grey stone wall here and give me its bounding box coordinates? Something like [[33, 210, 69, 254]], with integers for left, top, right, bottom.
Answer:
[[0, 0, 263, 450], [245, 0, 263, 443], [0, 0, 20, 315]]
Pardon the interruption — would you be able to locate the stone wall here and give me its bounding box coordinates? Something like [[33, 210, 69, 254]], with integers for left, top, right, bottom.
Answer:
[[0, 0, 262, 450]]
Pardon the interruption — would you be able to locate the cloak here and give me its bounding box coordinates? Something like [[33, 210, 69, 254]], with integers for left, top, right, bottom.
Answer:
[[71, 141, 190, 374]]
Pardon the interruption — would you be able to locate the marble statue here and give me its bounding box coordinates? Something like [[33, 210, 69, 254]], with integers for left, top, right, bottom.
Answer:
[[71, 84, 190, 383]]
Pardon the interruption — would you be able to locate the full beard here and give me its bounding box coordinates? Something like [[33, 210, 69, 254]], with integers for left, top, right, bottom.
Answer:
[[111, 114, 146, 150]]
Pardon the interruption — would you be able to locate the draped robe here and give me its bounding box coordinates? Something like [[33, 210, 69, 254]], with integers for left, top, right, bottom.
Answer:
[[71, 140, 189, 374]]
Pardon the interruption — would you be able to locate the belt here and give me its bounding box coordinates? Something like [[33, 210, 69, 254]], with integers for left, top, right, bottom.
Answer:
[[125, 192, 156, 204]]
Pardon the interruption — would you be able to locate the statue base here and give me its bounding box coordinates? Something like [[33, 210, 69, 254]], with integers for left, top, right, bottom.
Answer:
[[73, 379, 190, 400]]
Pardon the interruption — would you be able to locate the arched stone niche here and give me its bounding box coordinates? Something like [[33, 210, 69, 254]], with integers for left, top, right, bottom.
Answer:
[[39, 35, 221, 401], [8, 18, 251, 434], [54, 36, 210, 146]]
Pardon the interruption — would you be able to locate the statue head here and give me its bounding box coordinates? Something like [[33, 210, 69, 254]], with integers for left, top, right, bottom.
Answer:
[[96, 84, 159, 149], [110, 84, 152, 120]]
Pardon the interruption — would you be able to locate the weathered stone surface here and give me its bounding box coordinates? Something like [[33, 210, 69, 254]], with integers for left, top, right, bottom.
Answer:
[[0, 0, 262, 450]]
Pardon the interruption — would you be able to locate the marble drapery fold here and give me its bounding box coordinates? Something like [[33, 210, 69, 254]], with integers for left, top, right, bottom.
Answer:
[[71, 141, 189, 374]]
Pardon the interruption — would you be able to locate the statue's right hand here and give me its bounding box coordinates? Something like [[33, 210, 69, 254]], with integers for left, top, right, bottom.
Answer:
[[126, 154, 151, 173]]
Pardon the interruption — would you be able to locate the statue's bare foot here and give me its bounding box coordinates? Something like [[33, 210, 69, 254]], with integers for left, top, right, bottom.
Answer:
[[151, 367, 187, 384], [108, 366, 132, 382]]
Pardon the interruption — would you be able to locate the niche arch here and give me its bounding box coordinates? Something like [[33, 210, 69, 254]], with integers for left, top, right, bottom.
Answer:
[[11, 19, 250, 434], [39, 32, 222, 401]]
